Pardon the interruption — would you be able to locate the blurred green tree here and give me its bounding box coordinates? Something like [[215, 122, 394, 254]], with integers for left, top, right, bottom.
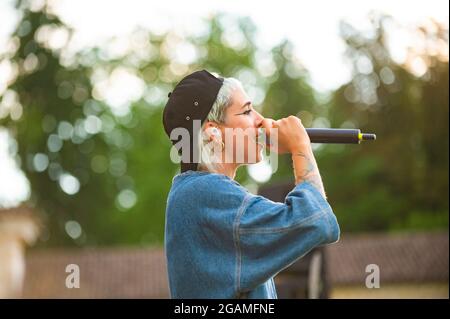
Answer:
[[1, 2, 447, 248], [322, 15, 449, 231], [0, 1, 131, 245], [1, 2, 315, 246]]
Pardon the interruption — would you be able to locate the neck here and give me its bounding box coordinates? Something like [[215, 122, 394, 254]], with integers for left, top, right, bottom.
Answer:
[[218, 162, 240, 180]]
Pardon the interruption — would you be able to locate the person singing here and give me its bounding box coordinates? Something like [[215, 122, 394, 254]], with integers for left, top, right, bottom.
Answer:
[[162, 70, 340, 299]]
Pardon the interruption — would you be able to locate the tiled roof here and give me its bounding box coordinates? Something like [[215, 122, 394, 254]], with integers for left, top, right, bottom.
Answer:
[[22, 232, 448, 298], [326, 231, 449, 285], [22, 247, 169, 298]]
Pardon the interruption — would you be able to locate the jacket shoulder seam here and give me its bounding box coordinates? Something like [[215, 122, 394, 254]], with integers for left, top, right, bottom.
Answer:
[[239, 209, 327, 234]]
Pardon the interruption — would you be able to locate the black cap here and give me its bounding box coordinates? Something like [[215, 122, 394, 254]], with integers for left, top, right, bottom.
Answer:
[[163, 70, 224, 172]]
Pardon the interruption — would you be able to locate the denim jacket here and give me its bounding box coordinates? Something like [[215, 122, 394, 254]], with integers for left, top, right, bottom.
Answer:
[[164, 170, 340, 299]]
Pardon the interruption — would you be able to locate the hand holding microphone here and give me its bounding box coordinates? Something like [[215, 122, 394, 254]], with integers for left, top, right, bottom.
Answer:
[[262, 116, 326, 195], [261, 116, 311, 154], [261, 115, 376, 154], [260, 115, 376, 198]]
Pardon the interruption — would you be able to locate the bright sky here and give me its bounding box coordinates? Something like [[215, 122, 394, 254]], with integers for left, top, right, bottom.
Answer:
[[0, 0, 448, 206], [1, 0, 449, 90]]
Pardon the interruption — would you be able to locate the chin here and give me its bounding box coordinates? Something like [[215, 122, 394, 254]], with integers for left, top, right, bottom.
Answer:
[[255, 147, 264, 162], [257, 143, 265, 161], [241, 141, 265, 164], [247, 146, 264, 164]]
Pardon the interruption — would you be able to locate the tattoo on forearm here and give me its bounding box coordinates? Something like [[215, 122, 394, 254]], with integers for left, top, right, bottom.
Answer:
[[293, 151, 326, 197], [293, 152, 315, 176]]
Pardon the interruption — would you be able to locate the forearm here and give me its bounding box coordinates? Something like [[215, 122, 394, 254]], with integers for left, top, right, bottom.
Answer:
[[291, 146, 327, 199]]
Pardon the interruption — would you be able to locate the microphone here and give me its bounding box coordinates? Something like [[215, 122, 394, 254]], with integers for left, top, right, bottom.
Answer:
[[306, 128, 376, 144]]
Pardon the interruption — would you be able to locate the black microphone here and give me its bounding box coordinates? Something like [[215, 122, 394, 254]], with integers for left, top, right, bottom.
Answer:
[[306, 128, 376, 144]]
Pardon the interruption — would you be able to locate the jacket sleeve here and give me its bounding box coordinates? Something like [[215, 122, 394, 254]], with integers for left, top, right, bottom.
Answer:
[[234, 181, 340, 293]]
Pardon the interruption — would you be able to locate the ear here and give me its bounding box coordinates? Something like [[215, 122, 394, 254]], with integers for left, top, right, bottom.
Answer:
[[202, 121, 222, 141], [203, 121, 217, 130]]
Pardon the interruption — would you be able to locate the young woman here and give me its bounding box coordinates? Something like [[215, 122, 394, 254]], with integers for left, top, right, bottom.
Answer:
[[163, 70, 340, 299]]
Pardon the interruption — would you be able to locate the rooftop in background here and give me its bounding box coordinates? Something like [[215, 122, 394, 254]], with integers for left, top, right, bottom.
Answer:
[[22, 231, 449, 298], [328, 231, 449, 285]]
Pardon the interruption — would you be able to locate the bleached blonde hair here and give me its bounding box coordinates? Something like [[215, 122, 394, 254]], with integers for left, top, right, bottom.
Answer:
[[197, 77, 243, 173]]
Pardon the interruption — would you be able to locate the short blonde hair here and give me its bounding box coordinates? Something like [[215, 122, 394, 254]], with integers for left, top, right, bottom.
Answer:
[[197, 77, 243, 173]]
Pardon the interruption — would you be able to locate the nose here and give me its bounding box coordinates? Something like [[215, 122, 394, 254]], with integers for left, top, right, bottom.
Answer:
[[254, 110, 265, 128]]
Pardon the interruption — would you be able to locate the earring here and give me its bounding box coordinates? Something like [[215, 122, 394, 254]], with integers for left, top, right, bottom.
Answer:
[[212, 127, 220, 137], [211, 128, 224, 150]]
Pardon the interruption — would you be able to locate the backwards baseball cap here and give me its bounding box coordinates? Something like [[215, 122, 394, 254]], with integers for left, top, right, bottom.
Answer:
[[163, 69, 224, 172]]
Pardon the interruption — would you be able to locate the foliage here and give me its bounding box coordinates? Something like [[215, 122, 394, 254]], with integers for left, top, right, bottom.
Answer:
[[0, 2, 447, 246]]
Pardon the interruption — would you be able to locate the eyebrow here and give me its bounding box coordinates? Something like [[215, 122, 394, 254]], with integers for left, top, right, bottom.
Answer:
[[241, 101, 252, 109]]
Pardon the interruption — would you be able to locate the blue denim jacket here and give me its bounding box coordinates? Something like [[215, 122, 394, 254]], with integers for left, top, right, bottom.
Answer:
[[164, 170, 340, 299]]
